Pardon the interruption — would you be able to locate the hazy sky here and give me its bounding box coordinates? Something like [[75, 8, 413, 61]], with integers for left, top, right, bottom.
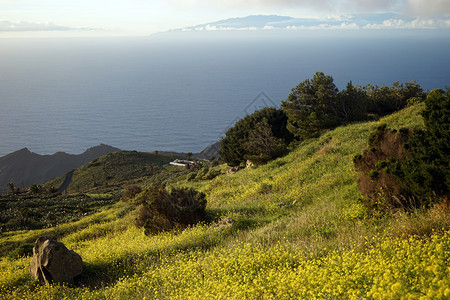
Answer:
[[1, 0, 449, 36]]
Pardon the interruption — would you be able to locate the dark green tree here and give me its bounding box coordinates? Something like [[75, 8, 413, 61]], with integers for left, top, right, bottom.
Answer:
[[281, 72, 340, 140], [8, 182, 15, 193], [336, 81, 369, 122], [244, 118, 287, 165], [219, 107, 293, 166], [364, 81, 424, 117]]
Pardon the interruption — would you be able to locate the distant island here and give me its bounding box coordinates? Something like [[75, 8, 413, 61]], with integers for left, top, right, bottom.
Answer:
[[162, 13, 425, 33]]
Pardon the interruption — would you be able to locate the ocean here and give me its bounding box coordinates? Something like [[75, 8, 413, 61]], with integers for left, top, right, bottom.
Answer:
[[1, 30, 449, 157]]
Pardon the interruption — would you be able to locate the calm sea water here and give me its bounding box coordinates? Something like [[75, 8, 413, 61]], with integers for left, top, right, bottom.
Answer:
[[1, 31, 449, 157]]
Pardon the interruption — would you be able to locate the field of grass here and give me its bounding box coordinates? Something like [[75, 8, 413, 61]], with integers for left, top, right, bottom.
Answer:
[[1, 103, 449, 299]]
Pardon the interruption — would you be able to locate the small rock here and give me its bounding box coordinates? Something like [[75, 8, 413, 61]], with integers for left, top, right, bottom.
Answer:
[[246, 160, 254, 168], [214, 217, 235, 228], [30, 237, 83, 285], [226, 166, 242, 175]]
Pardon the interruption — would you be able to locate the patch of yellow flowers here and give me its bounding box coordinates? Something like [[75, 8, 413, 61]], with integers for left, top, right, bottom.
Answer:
[[106, 230, 449, 299], [1, 230, 449, 299]]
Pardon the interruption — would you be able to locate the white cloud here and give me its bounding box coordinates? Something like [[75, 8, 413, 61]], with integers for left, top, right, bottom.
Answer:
[[363, 18, 450, 29], [0, 20, 94, 32], [286, 22, 360, 30], [177, 13, 450, 33]]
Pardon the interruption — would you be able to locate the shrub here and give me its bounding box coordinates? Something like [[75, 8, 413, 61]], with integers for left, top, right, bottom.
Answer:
[[47, 186, 58, 193], [194, 167, 209, 180], [354, 125, 412, 211], [204, 168, 221, 180], [186, 172, 197, 181], [29, 184, 43, 194], [135, 186, 207, 235], [121, 185, 142, 202], [407, 97, 423, 106], [355, 89, 449, 211], [391, 89, 449, 201]]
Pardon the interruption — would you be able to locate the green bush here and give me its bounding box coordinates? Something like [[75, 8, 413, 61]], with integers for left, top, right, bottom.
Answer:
[[135, 186, 207, 235], [121, 185, 142, 202], [354, 127, 411, 211], [186, 172, 197, 181], [355, 89, 449, 211], [29, 184, 43, 194], [204, 168, 221, 180], [392, 89, 449, 201], [194, 167, 209, 180]]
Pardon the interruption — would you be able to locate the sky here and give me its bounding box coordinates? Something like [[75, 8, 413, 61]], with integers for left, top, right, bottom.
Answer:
[[1, 0, 449, 37]]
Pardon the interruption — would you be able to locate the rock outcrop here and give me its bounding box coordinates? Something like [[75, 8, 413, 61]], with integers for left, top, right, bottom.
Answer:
[[30, 237, 83, 285]]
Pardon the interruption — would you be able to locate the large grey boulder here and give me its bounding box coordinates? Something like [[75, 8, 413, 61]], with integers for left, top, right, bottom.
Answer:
[[30, 237, 83, 285]]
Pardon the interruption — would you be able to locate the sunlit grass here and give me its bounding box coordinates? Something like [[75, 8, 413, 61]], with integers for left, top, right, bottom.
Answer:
[[102, 231, 450, 300], [3, 103, 449, 299]]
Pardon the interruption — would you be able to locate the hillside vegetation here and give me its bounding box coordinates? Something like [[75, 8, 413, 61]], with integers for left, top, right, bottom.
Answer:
[[45, 151, 186, 194], [0, 144, 119, 189], [1, 104, 449, 299]]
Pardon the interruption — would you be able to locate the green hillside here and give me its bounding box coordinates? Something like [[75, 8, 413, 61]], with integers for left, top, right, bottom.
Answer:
[[1, 103, 449, 299], [45, 151, 186, 193]]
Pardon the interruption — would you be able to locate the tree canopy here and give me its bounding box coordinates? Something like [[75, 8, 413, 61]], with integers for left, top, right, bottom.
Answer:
[[219, 107, 293, 166], [281, 72, 340, 140], [282, 72, 425, 141]]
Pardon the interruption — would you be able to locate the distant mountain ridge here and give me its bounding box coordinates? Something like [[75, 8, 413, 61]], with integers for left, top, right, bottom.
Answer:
[[181, 15, 294, 30], [165, 13, 447, 32], [0, 144, 120, 190]]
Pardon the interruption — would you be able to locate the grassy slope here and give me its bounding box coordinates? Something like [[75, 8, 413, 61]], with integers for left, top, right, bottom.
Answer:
[[1, 103, 449, 299], [45, 151, 185, 193], [0, 151, 188, 247]]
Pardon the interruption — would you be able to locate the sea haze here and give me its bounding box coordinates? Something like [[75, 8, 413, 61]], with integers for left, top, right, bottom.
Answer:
[[1, 31, 449, 157]]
